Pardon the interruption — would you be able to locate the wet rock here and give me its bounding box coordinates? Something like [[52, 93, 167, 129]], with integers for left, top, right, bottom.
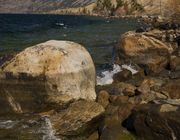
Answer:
[[121, 83, 136, 97], [100, 126, 136, 140], [169, 71, 180, 79], [116, 32, 171, 74], [161, 99, 180, 106], [170, 56, 180, 71], [87, 131, 99, 140], [136, 27, 146, 33], [0, 40, 96, 114], [159, 104, 178, 112], [137, 78, 165, 94], [127, 78, 168, 104], [0, 54, 14, 67], [50, 100, 105, 139], [97, 90, 110, 109], [128, 96, 143, 105], [113, 69, 132, 82], [126, 69, 145, 87], [176, 35, 180, 46], [109, 95, 129, 106], [162, 79, 180, 99], [143, 29, 179, 51], [107, 82, 136, 97], [123, 103, 180, 140], [154, 92, 168, 100], [100, 103, 135, 140]]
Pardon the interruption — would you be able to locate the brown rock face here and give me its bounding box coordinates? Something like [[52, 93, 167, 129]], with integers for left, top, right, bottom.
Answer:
[[123, 103, 180, 140], [97, 90, 110, 109], [100, 103, 135, 140], [0, 40, 96, 114], [162, 79, 180, 99], [116, 32, 171, 74], [113, 69, 132, 82], [49, 100, 105, 139], [170, 56, 180, 71]]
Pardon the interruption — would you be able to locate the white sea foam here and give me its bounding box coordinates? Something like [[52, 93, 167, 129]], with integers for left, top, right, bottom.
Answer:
[[122, 64, 138, 74], [0, 120, 19, 129], [96, 64, 138, 86], [96, 64, 121, 86], [39, 117, 60, 140], [56, 23, 64, 26]]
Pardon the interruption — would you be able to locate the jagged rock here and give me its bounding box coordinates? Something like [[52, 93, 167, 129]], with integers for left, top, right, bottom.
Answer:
[[107, 82, 136, 97], [113, 69, 132, 82], [136, 27, 146, 33], [123, 103, 180, 140], [87, 131, 99, 140], [0, 54, 14, 67], [143, 29, 179, 51], [0, 40, 96, 114], [116, 32, 171, 74], [99, 103, 135, 140], [100, 126, 136, 140], [97, 80, 137, 99], [133, 78, 168, 103], [49, 100, 105, 139], [170, 56, 180, 71], [162, 79, 180, 99], [137, 78, 165, 94], [159, 104, 178, 112], [97, 90, 110, 109], [169, 71, 180, 79], [109, 95, 129, 105], [126, 69, 145, 87]]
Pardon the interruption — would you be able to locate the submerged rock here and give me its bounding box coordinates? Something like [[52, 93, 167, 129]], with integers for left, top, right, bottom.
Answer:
[[0, 40, 96, 114]]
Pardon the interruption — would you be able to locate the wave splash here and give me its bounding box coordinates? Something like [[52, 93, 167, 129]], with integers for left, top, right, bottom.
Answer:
[[96, 64, 138, 86]]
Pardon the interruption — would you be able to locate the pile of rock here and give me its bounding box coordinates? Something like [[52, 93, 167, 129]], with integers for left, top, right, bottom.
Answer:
[[95, 23, 180, 139], [0, 40, 105, 139], [1, 26, 180, 139]]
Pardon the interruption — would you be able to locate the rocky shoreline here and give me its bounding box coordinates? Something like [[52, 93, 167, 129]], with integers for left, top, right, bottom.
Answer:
[[0, 18, 180, 140]]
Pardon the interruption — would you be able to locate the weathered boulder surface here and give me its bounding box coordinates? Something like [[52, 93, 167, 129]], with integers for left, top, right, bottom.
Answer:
[[0, 40, 96, 114], [97, 90, 110, 109], [170, 56, 180, 71], [99, 101, 135, 140], [162, 79, 180, 99], [49, 100, 105, 139], [116, 31, 172, 74], [113, 69, 132, 82], [123, 103, 180, 140]]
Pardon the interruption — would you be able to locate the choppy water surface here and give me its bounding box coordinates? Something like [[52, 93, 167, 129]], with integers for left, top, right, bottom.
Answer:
[[0, 14, 140, 140], [0, 14, 139, 66]]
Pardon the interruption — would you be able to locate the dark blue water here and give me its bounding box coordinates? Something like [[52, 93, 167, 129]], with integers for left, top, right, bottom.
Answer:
[[0, 14, 139, 65]]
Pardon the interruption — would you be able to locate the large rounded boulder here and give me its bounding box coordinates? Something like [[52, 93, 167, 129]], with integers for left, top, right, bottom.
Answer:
[[116, 31, 172, 74], [0, 40, 96, 113]]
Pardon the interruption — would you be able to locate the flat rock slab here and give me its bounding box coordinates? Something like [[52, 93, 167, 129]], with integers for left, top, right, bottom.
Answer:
[[49, 100, 105, 139]]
